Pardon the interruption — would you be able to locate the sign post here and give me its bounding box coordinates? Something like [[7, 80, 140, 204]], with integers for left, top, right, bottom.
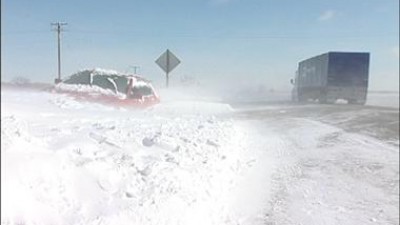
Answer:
[[156, 49, 181, 88]]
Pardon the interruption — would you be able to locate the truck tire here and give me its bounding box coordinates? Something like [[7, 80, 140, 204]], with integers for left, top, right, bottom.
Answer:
[[348, 99, 366, 105], [298, 94, 307, 102], [318, 89, 329, 104], [318, 94, 328, 104]]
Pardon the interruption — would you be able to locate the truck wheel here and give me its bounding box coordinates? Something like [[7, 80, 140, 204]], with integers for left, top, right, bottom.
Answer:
[[326, 99, 336, 104], [319, 95, 327, 104], [299, 96, 308, 102], [357, 101, 366, 105], [291, 94, 296, 102], [348, 99, 366, 105], [297, 94, 306, 102]]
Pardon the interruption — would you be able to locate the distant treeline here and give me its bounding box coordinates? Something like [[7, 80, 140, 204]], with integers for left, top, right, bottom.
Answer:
[[1, 82, 53, 91]]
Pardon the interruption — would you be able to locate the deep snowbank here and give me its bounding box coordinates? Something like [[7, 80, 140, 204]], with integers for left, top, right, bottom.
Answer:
[[149, 101, 234, 115], [3, 87, 398, 225], [156, 86, 224, 102], [1, 88, 260, 225]]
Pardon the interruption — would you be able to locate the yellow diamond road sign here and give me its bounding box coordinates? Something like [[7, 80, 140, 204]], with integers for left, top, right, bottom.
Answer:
[[155, 49, 181, 74]]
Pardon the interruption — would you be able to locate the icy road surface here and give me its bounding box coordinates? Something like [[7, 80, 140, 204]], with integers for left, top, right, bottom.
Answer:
[[1, 87, 399, 225], [235, 104, 399, 225]]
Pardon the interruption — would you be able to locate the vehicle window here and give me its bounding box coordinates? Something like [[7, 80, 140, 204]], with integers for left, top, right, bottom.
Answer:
[[129, 85, 153, 99], [111, 76, 128, 94], [92, 75, 117, 92], [63, 71, 91, 85]]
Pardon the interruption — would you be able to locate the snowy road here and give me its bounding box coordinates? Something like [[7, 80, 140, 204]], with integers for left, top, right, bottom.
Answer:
[[235, 104, 399, 225], [1, 87, 399, 225]]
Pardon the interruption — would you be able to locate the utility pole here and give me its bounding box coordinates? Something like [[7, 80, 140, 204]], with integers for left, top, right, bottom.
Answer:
[[51, 22, 67, 84], [130, 65, 140, 74]]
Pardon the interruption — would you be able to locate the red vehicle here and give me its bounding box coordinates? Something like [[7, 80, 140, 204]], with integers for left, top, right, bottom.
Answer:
[[54, 69, 160, 108]]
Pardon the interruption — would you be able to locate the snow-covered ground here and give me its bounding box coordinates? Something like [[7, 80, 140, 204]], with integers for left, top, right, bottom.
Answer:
[[1, 87, 399, 225], [1, 88, 270, 225], [246, 118, 399, 225]]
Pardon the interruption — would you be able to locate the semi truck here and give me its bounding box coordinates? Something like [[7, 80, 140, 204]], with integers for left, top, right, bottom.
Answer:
[[291, 52, 370, 105]]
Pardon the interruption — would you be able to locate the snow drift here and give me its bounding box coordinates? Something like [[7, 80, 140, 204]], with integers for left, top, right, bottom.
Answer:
[[1, 88, 255, 225]]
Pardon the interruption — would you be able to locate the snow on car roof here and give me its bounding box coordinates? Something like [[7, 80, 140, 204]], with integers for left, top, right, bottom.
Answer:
[[70, 68, 152, 83]]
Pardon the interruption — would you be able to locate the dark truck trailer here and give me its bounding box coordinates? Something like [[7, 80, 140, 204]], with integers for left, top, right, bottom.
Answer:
[[291, 52, 370, 104]]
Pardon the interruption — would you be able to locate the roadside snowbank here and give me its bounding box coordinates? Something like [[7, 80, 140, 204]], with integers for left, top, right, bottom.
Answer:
[[149, 101, 234, 115], [156, 86, 224, 102], [1, 88, 255, 225]]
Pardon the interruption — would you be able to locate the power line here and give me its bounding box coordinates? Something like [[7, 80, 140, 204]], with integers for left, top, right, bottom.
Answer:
[[3, 27, 397, 40], [51, 22, 67, 84], [69, 30, 399, 40]]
